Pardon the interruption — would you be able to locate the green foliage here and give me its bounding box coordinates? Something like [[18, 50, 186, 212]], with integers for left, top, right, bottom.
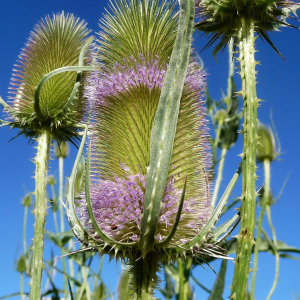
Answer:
[[207, 260, 227, 300]]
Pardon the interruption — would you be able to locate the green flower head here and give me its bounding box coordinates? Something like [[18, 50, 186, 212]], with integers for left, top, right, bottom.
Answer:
[[2, 12, 92, 141], [256, 122, 278, 162]]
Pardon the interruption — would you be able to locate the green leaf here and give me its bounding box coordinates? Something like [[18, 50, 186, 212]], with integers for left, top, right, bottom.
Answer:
[[44, 261, 82, 287], [117, 269, 131, 300], [208, 260, 227, 300], [46, 230, 74, 247], [68, 279, 74, 300], [213, 213, 240, 242]]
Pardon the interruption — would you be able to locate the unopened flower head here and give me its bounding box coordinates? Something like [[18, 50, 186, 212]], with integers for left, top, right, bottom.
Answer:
[[4, 12, 91, 141], [256, 122, 278, 162]]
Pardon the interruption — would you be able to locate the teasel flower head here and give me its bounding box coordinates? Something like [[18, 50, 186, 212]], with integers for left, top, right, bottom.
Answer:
[[66, 0, 240, 273], [195, 0, 300, 57], [0, 12, 93, 142]]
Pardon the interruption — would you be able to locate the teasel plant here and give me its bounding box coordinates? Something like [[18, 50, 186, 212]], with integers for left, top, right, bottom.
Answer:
[[65, 0, 242, 299], [195, 1, 300, 298], [0, 12, 97, 299]]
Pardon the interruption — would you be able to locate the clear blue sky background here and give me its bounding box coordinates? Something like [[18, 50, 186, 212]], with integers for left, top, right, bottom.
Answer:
[[0, 0, 299, 299]]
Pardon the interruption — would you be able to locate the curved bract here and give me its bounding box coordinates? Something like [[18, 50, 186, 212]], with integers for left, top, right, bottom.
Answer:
[[5, 12, 92, 141]]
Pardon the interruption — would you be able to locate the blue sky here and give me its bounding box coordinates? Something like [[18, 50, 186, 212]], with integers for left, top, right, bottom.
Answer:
[[0, 0, 299, 299]]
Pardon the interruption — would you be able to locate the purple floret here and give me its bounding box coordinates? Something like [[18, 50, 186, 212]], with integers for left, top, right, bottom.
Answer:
[[85, 57, 206, 106], [77, 170, 211, 244]]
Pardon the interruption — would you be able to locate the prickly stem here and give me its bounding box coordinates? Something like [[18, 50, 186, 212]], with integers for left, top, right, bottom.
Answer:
[[178, 258, 192, 300], [251, 159, 270, 299], [131, 254, 160, 300], [59, 156, 68, 300], [29, 130, 51, 300], [231, 18, 258, 299]]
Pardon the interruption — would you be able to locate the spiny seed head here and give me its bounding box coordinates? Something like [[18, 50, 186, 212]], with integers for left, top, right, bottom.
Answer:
[[5, 12, 91, 141], [73, 0, 214, 259], [195, 0, 300, 56], [256, 122, 278, 162], [47, 175, 56, 186]]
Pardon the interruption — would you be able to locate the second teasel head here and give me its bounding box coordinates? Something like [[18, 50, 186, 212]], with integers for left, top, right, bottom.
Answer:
[[2, 12, 92, 142]]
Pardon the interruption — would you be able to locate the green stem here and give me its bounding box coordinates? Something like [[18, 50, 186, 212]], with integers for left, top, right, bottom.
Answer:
[[131, 254, 159, 300], [226, 38, 234, 106], [20, 273, 24, 300], [231, 18, 258, 300], [266, 205, 280, 300], [21, 205, 28, 300], [23, 206, 28, 254], [211, 147, 227, 208], [29, 130, 51, 300], [68, 239, 75, 292], [77, 265, 90, 300], [251, 159, 270, 299], [177, 259, 192, 300], [59, 156, 68, 300], [214, 120, 223, 150], [50, 185, 59, 233], [59, 157, 65, 232]]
